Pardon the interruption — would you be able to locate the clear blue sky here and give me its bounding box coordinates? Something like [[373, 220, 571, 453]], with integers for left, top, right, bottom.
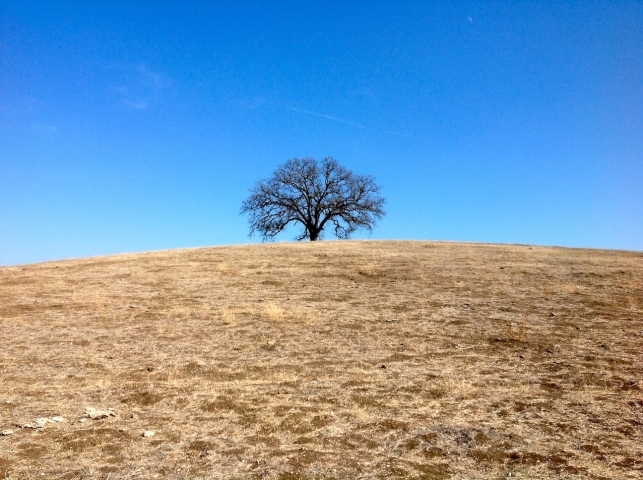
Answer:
[[1, 1, 642, 265]]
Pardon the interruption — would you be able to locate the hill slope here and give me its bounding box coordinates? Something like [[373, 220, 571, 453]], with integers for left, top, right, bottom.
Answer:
[[0, 241, 641, 479]]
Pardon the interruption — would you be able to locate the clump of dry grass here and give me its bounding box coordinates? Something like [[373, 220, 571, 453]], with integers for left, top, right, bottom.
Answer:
[[505, 317, 528, 342], [219, 306, 237, 325], [263, 303, 285, 322], [0, 240, 641, 479]]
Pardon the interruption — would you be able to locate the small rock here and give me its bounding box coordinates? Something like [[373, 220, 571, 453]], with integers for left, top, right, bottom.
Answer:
[[51, 416, 66, 423], [131, 413, 138, 419], [85, 407, 115, 420], [79, 418, 87, 423], [380, 364, 386, 369], [549, 312, 556, 317], [34, 418, 50, 428], [385, 318, 395, 322], [20, 418, 50, 429], [0, 430, 14, 436], [142, 430, 155, 438]]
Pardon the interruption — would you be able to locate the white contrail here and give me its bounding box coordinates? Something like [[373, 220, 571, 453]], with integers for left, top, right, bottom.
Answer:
[[286, 106, 367, 129], [286, 106, 411, 138]]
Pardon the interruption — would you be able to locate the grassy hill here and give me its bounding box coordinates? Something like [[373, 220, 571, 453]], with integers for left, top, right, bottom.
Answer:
[[0, 240, 641, 479]]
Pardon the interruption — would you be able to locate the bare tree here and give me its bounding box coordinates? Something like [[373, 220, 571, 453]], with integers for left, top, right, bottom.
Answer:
[[241, 157, 386, 241]]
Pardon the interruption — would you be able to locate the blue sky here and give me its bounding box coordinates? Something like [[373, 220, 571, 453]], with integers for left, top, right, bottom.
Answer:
[[1, 1, 642, 265]]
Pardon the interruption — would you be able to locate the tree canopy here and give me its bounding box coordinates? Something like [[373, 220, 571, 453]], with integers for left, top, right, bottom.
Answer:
[[241, 157, 385, 241]]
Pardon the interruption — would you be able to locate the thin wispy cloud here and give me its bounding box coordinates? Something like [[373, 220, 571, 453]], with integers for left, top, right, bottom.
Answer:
[[120, 99, 149, 110], [286, 106, 411, 138], [286, 106, 367, 129], [108, 63, 171, 111], [137, 64, 171, 90], [382, 129, 412, 138]]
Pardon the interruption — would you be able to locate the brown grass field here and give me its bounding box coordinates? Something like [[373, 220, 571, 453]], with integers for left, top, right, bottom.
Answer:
[[0, 240, 641, 479]]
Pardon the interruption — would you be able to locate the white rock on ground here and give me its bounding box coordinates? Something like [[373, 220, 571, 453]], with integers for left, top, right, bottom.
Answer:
[[19, 416, 67, 429], [85, 407, 116, 420]]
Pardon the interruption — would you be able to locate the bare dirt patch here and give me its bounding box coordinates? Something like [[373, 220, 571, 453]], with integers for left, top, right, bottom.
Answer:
[[0, 240, 641, 479]]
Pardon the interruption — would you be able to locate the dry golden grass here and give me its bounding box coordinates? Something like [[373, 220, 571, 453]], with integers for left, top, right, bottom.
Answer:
[[0, 240, 641, 479]]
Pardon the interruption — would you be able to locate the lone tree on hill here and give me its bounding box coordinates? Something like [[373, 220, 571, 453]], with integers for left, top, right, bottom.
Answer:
[[241, 157, 386, 241]]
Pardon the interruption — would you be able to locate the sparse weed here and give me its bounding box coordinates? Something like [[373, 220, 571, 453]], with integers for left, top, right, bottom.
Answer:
[[627, 295, 640, 312], [172, 304, 193, 319], [439, 370, 473, 398], [358, 267, 383, 277], [505, 317, 528, 342], [94, 292, 107, 316], [220, 306, 236, 325], [300, 306, 321, 324], [264, 303, 285, 322]]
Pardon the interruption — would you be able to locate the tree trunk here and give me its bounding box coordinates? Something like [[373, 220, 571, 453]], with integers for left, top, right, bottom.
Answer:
[[309, 230, 319, 241]]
